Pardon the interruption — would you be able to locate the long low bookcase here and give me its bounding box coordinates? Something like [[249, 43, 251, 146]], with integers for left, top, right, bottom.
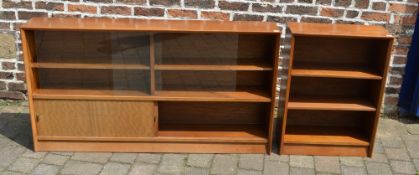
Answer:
[[21, 17, 280, 153]]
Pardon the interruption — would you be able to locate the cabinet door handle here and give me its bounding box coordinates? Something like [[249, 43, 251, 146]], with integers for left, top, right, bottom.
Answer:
[[35, 114, 40, 122]]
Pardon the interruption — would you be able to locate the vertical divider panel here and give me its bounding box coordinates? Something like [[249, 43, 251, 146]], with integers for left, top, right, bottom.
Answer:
[[149, 33, 158, 135], [21, 29, 40, 150], [149, 33, 156, 95]]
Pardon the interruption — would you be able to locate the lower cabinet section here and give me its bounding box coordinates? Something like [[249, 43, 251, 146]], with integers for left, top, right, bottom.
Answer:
[[34, 100, 156, 138], [32, 100, 269, 153]]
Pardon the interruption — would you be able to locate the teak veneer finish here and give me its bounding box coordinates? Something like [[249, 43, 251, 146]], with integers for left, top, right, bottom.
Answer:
[[280, 22, 394, 157], [21, 17, 280, 153]]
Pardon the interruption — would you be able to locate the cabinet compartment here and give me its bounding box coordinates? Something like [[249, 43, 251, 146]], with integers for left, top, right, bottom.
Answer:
[[36, 69, 150, 94], [292, 36, 390, 78], [154, 33, 276, 68], [158, 102, 269, 143], [34, 31, 150, 65], [288, 77, 380, 111], [35, 99, 155, 138], [155, 71, 272, 102], [285, 110, 373, 145]]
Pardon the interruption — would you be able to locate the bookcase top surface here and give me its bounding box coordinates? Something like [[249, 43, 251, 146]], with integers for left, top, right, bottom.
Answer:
[[288, 22, 393, 38], [21, 17, 280, 34]]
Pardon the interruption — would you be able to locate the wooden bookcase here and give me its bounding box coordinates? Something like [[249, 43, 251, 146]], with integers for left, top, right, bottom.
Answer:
[[280, 22, 394, 157], [21, 17, 280, 153]]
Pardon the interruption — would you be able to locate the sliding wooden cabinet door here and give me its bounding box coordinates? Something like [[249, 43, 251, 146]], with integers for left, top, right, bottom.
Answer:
[[34, 100, 155, 138]]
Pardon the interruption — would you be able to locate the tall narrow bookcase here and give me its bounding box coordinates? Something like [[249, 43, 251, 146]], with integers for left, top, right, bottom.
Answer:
[[280, 22, 394, 157], [21, 17, 280, 153]]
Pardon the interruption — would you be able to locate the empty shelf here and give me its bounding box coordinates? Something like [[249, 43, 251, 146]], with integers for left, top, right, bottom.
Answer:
[[33, 89, 151, 100], [154, 89, 271, 102], [155, 64, 272, 71], [158, 124, 267, 143], [288, 98, 376, 111], [32, 63, 149, 70], [291, 68, 382, 80], [285, 126, 370, 146]]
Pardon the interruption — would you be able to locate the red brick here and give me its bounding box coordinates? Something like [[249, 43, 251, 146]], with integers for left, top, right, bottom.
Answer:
[[2, 62, 15, 70], [116, 0, 147, 5], [389, 3, 418, 14], [0, 82, 5, 90], [298, 0, 313, 3], [372, 2, 387, 11], [200, 11, 230, 20], [386, 87, 400, 94], [361, 12, 390, 22], [0, 22, 10, 30], [286, 5, 318, 15], [335, 0, 351, 7], [185, 0, 215, 9], [316, 0, 332, 5], [68, 4, 97, 14], [18, 11, 47, 20], [0, 11, 16, 20], [393, 56, 407, 65], [101, 6, 131, 15], [401, 15, 417, 25], [301, 16, 332, 23], [35, 1, 64, 11], [320, 7, 344, 18], [233, 14, 263, 21], [0, 72, 13, 79], [336, 20, 364, 24], [16, 72, 25, 81], [150, 0, 180, 6], [168, 9, 197, 18], [346, 10, 359, 18], [389, 76, 403, 85], [51, 13, 82, 18], [252, 3, 282, 13], [86, 0, 113, 3], [384, 96, 399, 106], [267, 16, 298, 23], [134, 7, 164, 17], [0, 91, 25, 100], [354, 0, 369, 9], [390, 66, 405, 75], [7, 82, 25, 91], [398, 36, 412, 45], [394, 46, 409, 55], [219, 1, 249, 11], [2, 0, 32, 9]]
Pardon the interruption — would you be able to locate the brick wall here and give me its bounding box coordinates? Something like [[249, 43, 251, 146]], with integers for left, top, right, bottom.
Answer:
[[0, 0, 417, 115]]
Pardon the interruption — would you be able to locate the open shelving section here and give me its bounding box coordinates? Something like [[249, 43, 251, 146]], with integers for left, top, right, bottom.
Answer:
[[280, 22, 394, 157], [21, 17, 280, 153]]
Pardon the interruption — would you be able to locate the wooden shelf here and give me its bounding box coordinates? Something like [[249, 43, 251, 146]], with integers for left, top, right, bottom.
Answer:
[[291, 68, 382, 80], [33, 89, 151, 100], [154, 89, 271, 102], [158, 124, 267, 143], [288, 22, 393, 38], [285, 126, 370, 146], [32, 63, 149, 70], [288, 98, 376, 111], [33, 88, 271, 102], [21, 17, 280, 34], [155, 64, 272, 71]]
